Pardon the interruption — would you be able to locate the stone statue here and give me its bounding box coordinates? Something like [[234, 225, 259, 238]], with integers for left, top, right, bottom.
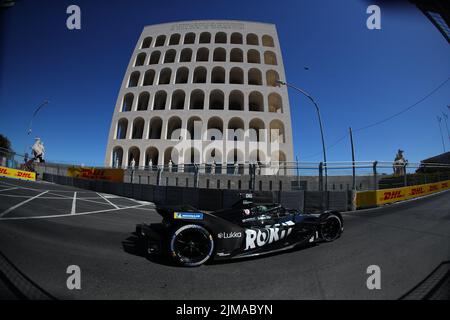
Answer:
[[393, 149, 407, 175], [31, 137, 45, 163], [211, 160, 216, 175], [130, 157, 136, 169]]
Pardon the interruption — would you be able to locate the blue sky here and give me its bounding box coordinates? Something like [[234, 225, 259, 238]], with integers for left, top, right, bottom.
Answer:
[[0, 0, 449, 166]]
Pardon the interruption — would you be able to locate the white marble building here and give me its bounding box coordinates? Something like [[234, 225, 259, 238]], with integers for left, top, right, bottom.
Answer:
[[105, 20, 294, 168]]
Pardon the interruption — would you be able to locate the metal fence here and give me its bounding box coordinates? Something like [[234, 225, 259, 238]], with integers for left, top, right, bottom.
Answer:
[[3, 147, 450, 192], [0, 147, 29, 170]]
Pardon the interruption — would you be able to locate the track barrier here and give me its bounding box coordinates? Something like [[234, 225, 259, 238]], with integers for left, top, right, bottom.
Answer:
[[356, 180, 450, 209]]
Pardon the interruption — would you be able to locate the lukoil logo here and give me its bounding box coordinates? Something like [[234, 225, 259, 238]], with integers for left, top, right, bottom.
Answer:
[[217, 232, 242, 239], [245, 221, 295, 250]]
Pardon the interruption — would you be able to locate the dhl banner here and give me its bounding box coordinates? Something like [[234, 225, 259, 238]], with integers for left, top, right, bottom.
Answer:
[[0, 166, 36, 181], [67, 167, 124, 182], [356, 180, 450, 209]]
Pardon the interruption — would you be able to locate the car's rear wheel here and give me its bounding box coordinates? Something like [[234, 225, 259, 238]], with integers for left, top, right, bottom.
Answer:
[[320, 214, 342, 242], [170, 225, 214, 267]]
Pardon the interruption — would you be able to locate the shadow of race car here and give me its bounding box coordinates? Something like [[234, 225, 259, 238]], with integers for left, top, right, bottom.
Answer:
[[136, 194, 344, 267]]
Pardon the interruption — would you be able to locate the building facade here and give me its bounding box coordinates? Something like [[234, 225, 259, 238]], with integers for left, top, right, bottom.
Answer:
[[104, 20, 294, 168]]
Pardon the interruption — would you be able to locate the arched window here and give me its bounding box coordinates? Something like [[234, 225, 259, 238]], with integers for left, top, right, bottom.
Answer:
[[143, 69, 155, 86], [207, 117, 223, 140], [166, 116, 182, 140], [169, 33, 181, 45], [249, 149, 266, 163], [213, 48, 226, 62], [215, 32, 227, 43], [164, 49, 176, 63], [229, 90, 244, 111], [187, 116, 203, 140], [128, 147, 140, 167], [149, 51, 161, 64], [158, 68, 172, 85], [164, 147, 180, 166], [141, 37, 152, 49], [268, 93, 283, 113], [271, 150, 286, 163], [196, 47, 209, 62], [112, 146, 123, 167], [145, 147, 159, 167], [262, 35, 274, 47], [193, 67, 207, 83], [248, 68, 262, 85], [189, 90, 205, 110], [184, 32, 195, 44], [246, 33, 259, 45], [153, 91, 167, 110], [179, 48, 192, 62], [148, 117, 162, 139], [230, 32, 243, 44], [230, 48, 243, 62], [134, 53, 146, 66], [249, 118, 265, 142], [116, 119, 128, 139], [209, 90, 224, 110], [175, 67, 189, 84], [128, 71, 140, 87], [227, 117, 245, 141], [229, 67, 243, 84], [185, 148, 201, 164], [132, 118, 145, 139], [137, 92, 150, 111], [249, 91, 264, 112], [227, 149, 244, 166], [155, 35, 166, 47], [270, 120, 285, 143], [171, 90, 185, 110], [247, 49, 261, 63], [122, 93, 134, 112], [264, 51, 277, 65], [211, 67, 225, 83], [266, 70, 280, 87], [199, 32, 211, 43]]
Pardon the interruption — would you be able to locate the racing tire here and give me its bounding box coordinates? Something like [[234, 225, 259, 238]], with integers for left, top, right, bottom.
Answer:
[[170, 224, 214, 267], [320, 214, 343, 242]]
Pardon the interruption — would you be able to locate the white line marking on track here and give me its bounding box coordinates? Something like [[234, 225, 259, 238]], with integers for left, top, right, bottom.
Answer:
[[0, 187, 19, 193], [0, 190, 49, 218], [97, 192, 120, 209], [0, 203, 154, 221], [71, 192, 77, 214]]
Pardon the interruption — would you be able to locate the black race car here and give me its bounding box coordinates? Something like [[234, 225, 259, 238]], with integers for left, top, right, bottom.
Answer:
[[136, 194, 344, 267]]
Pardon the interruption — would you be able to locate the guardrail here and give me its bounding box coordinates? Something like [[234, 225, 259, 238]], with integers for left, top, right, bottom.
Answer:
[[3, 147, 450, 192]]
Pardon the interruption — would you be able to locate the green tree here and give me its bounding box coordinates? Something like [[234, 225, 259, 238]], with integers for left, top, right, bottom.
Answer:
[[0, 134, 12, 151]]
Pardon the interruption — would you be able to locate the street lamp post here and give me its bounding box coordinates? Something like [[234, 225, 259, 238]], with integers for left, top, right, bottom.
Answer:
[[276, 80, 328, 190]]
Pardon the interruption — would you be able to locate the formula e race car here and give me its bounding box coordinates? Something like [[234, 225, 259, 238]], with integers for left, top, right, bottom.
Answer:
[[136, 195, 344, 267]]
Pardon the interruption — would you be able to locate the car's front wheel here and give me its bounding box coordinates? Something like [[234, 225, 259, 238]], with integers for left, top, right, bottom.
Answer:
[[320, 214, 343, 242], [170, 224, 214, 267]]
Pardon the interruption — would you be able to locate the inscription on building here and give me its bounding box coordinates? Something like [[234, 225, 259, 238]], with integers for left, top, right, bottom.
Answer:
[[170, 22, 245, 31]]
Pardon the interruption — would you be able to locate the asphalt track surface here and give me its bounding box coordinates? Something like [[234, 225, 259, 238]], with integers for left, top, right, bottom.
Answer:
[[0, 176, 449, 299]]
